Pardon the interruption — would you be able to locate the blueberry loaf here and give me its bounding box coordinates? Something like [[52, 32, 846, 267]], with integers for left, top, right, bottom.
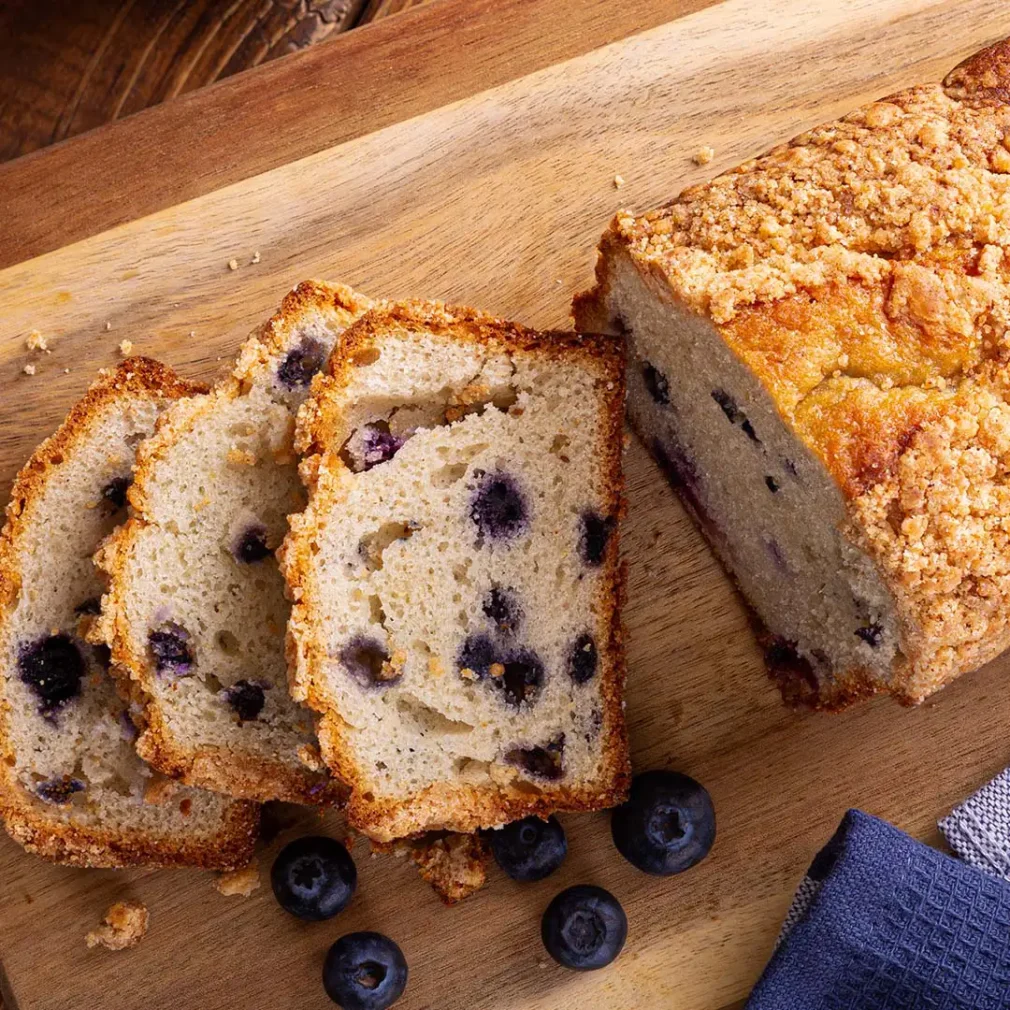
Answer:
[[94, 282, 371, 804], [0, 360, 258, 868], [282, 301, 629, 842], [574, 39, 1010, 708]]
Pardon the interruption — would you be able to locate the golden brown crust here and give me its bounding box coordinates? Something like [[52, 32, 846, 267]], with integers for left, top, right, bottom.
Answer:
[[283, 301, 630, 841], [95, 289, 363, 806], [0, 360, 260, 869], [577, 39, 1010, 706]]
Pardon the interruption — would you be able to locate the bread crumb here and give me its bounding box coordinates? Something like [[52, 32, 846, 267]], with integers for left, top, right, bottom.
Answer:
[[105, 321, 112, 331], [412, 833, 490, 905], [25, 330, 48, 351], [85, 901, 149, 950], [251, 251, 261, 265], [22, 364, 36, 376], [143, 776, 178, 806], [227, 258, 239, 271], [216, 862, 260, 897], [63, 368, 71, 374], [489, 662, 505, 679], [692, 145, 715, 165], [118, 339, 134, 356], [226, 448, 257, 467], [613, 174, 625, 189], [189, 330, 196, 338], [297, 743, 326, 773]]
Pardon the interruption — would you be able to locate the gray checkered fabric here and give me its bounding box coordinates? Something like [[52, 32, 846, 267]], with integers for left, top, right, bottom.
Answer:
[[775, 874, 821, 948], [939, 766, 1010, 880]]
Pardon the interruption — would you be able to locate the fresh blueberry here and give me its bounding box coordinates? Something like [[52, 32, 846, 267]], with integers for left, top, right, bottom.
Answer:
[[482, 586, 522, 636], [488, 815, 567, 882], [855, 623, 883, 647], [541, 885, 627, 971], [611, 770, 715, 875], [224, 680, 266, 721], [148, 623, 193, 675], [506, 734, 564, 780], [642, 362, 670, 406], [579, 511, 615, 567], [322, 932, 407, 1010], [470, 470, 528, 542], [339, 636, 397, 688], [18, 634, 85, 715], [277, 336, 326, 389], [457, 633, 497, 680], [497, 648, 544, 707], [234, 525, 271, 563], [74, 597, 102, 616], [100, 476, 132, 511], [568, 634, 598, 684], [271, 836, 357, 921], [36, 776, 86, 805]]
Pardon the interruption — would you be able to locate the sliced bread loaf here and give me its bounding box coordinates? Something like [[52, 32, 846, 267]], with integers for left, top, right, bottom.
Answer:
[[94, 282, 371, 804], [0, 359, 258, 868], [282, 301, 630, 842], [573, 39, 1010, 708]]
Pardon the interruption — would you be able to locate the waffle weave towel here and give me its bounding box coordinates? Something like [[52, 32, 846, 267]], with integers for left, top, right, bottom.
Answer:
[[939, 767, 1010, 880], [746, 809, 1010, 1009]]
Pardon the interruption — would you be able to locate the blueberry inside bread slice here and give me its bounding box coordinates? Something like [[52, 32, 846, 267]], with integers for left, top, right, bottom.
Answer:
[[574, 39, 1010, 708], [0, 360, 258, 868], [94, 283, 371, 804], [283, 301, 630, 842]]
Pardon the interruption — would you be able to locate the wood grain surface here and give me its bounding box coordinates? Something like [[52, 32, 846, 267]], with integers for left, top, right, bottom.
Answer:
[[2, 1, 1010, 1008], [0, 0, 433, 164]]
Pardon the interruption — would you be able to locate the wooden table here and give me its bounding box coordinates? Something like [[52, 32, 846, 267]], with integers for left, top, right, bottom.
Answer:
[[0, 0, 430, 163], [3, 1, 1010, 1008]]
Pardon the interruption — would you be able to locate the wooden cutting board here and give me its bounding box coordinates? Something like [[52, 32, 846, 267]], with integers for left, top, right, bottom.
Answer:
[[2, 1, 1010, 1007]]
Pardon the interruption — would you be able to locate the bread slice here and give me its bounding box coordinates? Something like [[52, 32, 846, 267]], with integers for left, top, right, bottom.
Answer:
[[574, 39, 1010, 708], [0, 359, 258, 868], [282, 301, 629, 842], [94, 282, 371, 803]]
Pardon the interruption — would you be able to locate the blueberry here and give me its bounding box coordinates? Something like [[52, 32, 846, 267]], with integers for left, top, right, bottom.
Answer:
[[457, 633, 497, 679], [339, 636, 398, 688], [498, 648, 544, 707], [322, 932, 407, 1010], [278, 336, 326, 389], [271, 836, 357, 921], [234, 525, 271, 563], [506, 734, 564, 780], [482, 586, 522, 636], [541, 885, 627, 971], [488, 815, 567, 882], [100, 476, 132, 511], [470, 471, 528, 542], [611, 770, 715, 875], [36, 776, 85, 805], [568, 634, 598, 684], [359, 423, 404, 471], [148, 623, 193, 675], [579, 511, 615, 567], [74, 597, 102, 616], [18, 634, 85, 715], [642, 362, 670, 406], [855, 623, 883, 647], [224, 680, 266, 721]]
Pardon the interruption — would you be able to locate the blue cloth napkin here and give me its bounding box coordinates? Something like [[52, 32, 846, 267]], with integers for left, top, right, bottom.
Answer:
[[746, 810, 1010, 1009]]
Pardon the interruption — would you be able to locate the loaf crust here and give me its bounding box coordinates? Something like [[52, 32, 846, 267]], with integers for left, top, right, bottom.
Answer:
[[0, 360, 259, 869], [283, 300, 630, 841], [95, 283, 370, 804], [575, 39, 1010, 706]]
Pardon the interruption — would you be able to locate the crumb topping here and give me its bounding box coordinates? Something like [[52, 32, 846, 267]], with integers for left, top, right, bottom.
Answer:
[[85, 901, 149, 950], [216, 862, 261, 897]]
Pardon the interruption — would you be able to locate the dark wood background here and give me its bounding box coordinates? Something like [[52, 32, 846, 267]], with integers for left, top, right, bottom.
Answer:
[[0, 0, 432, 163]]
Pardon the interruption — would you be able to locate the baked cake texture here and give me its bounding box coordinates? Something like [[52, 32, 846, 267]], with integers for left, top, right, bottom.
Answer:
[[94, 283, 371, 803], [0, 360, 258, 868], [282, 301, 630, 842], [574, 39, 1010, 708]]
